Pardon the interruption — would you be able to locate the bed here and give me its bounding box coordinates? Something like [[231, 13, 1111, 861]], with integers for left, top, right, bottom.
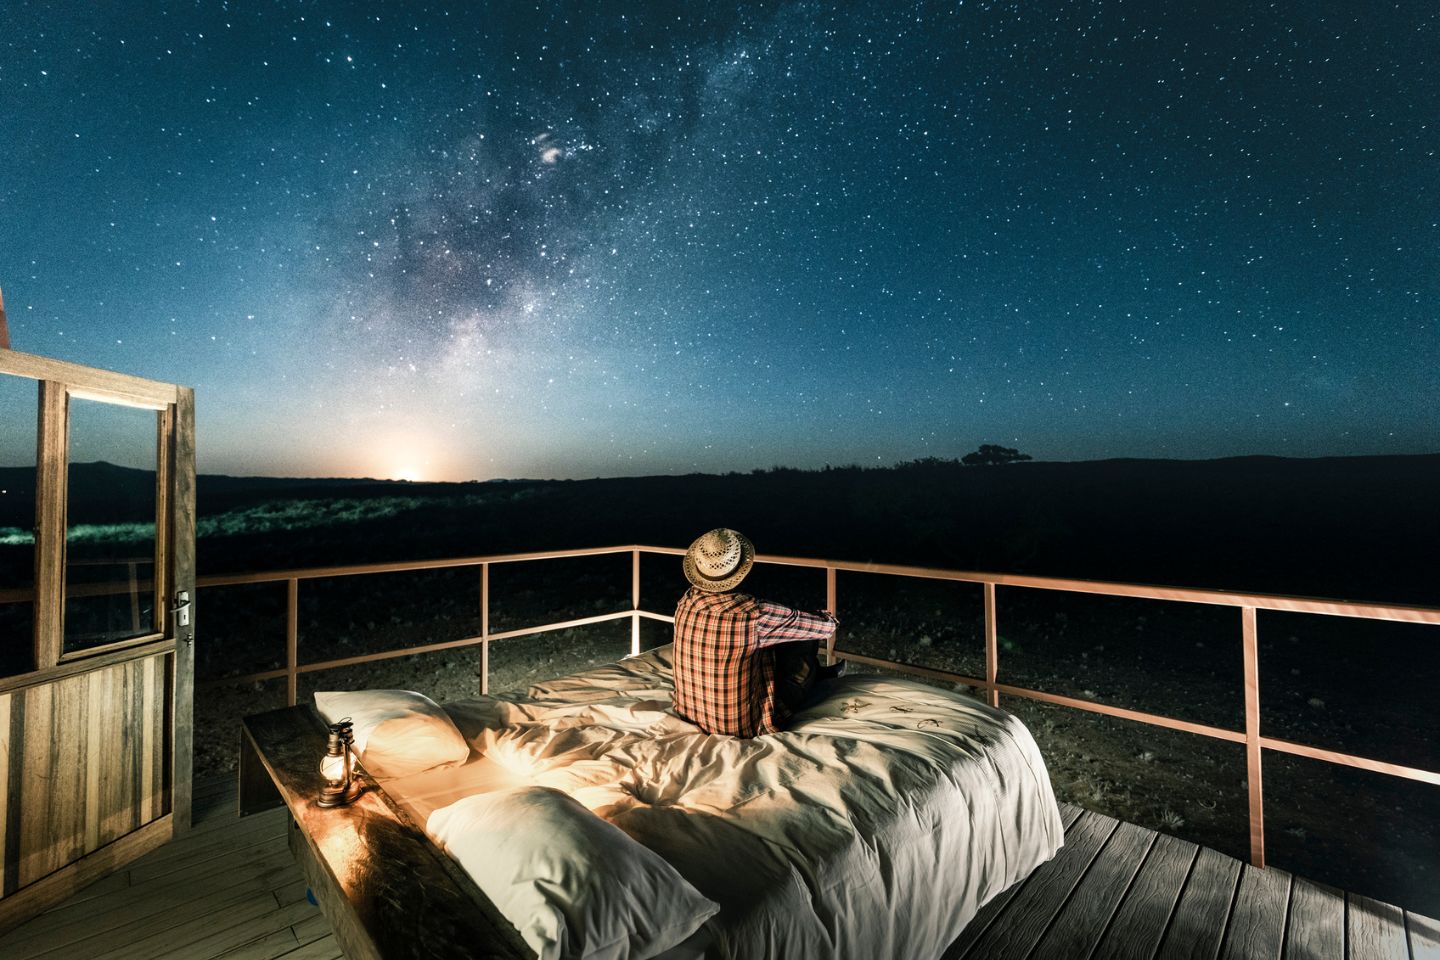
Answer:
[[241, 644, 1064, 960]]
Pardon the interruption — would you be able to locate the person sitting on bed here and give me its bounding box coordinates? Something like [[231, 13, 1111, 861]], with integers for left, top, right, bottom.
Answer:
[[672, 528, 842, 737]]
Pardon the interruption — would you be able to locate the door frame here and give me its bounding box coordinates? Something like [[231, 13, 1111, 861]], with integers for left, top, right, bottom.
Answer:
[[0, 347, 195, 930]]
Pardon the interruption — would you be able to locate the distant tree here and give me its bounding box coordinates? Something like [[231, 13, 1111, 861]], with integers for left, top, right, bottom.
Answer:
[[961, 444, 1033, 466]]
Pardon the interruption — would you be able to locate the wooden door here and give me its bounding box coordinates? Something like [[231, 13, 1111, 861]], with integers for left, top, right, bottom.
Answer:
[[0, 348, 195, 932]]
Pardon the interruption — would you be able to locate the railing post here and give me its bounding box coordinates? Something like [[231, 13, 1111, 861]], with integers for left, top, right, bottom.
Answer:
[[34, 380, 68, 669], [480, 563, 490, 695], [825, 566, 837, 665], [1242, 605, 1264, 868], [984, 582, 999, 708], [285, 578, 299, 707], [630, 549, 641, 657]]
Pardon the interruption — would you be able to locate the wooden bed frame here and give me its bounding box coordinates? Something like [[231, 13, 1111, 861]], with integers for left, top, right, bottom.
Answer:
[[238, 705, 536, 960]]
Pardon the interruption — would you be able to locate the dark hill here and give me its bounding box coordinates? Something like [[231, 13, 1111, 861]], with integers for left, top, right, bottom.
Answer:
[[186, 454, 1440, 607], [0, 462, 488, 527], [4, 455, 1436, 605]]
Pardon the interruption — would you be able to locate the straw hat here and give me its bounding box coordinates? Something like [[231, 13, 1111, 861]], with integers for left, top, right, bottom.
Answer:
[[683, 528, 755, 593]]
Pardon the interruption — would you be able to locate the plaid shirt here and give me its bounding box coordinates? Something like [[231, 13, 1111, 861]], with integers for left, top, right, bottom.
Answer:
[[671, 586, 837, 737]]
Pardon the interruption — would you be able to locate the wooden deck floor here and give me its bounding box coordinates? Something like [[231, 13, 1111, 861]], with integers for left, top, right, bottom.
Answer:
[[944, 805, 1437, 960], [1, 781, 1434, 960], [0, 779, 343, 960]]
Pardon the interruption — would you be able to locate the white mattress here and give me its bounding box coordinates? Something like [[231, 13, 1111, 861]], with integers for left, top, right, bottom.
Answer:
[[381, 645, 1065, 960]]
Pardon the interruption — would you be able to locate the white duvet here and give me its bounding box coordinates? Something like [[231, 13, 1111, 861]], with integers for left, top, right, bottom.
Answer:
[[382, 646, 1065, 960]]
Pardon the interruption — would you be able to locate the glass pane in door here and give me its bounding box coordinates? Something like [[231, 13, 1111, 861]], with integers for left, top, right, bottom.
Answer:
[[64, 398, 160, 653], [0, 376, 37, 675]]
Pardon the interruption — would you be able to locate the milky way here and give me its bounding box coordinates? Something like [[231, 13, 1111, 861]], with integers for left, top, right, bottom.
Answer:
[[1, 2, 1436, 479]]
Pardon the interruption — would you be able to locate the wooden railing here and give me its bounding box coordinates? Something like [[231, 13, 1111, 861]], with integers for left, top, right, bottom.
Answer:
[[182, 544, 1440, 869], [195, 546, 643, 703]]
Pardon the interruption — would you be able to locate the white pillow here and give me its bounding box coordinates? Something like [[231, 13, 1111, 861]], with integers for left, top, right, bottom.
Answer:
[[314, 689, 470, 779], [427, 787, 719, 960]]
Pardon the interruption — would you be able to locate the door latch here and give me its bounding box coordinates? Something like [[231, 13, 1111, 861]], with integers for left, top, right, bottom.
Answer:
[[171, 590, 191, 628]]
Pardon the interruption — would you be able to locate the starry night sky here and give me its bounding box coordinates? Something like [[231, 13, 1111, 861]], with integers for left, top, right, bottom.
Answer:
[[1, 1, 1436, 480]]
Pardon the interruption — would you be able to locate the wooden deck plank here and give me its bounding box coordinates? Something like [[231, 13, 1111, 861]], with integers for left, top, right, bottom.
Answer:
[[1347, 894, 1408, 960], [126, 829, 287, 885], [67, 841, 294, 932], [93, 891, 313, 960], [1284, 877, 1344, 960], [275, 933, 347, 960], [40, 880, 305, 960], [942, 803, 1083, 959], [0, 821, 266, 937], [193, 777, 238, 802], [1033, 819, 1156, 959], [122, 825, 285, 884], [273, 876, 312, 907], [59, 868, 134, 905], [89, 888, 307, 960], [211, 927, 301, 960], [1220, 863, 1292, 960], [960, 808, 1119, 960], [4, 846, 292, 950], [292, 912, 338, 945], [3, 834, 276, 921], [128, 831, 290, 887], [165, 798, 283, 837], [126, 808, 284, 868], [186, 802, 281, 838], [1156, 845, 1244, 960], [145, 898, 320, 960], [1409, 912, 1440, 960], [5, 856, 300, 959], [1091, 832, 1199, 960]]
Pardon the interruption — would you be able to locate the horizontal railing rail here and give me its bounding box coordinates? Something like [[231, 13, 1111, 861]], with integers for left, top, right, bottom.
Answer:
[[634, 545, 1440, 623], [185, 543, 1439, 870], [192, 545, 641, 702]]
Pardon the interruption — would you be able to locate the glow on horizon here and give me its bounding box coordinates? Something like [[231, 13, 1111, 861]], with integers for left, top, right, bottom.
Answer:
[[366, 429, 459, 484]]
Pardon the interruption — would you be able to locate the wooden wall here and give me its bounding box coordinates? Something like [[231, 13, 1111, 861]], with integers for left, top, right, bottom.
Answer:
[[0, 653, 170, 895]]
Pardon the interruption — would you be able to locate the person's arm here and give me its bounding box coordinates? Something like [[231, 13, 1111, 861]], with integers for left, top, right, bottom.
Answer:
[[752, 600, 837, 650]]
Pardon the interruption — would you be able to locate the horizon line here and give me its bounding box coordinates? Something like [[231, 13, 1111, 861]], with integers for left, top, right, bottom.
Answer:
[[5, 449, 1436, 486]]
